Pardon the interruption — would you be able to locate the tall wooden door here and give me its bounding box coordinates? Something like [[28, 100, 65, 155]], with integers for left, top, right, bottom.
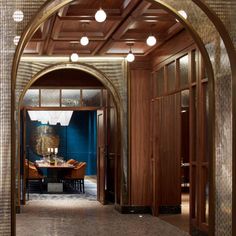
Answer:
[[97, 109, 106, 204], [152, 93, 181, 215]]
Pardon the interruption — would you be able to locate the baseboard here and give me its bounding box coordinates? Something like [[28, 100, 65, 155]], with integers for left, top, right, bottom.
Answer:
[[115, 204, 152, 214], [159, 205, 181, 214]]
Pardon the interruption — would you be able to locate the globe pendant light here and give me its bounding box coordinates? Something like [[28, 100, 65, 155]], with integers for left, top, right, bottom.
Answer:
[[126, 51, 135, 62], [80, 23, 89, 46], [146, 35, 157, 47], [95, 8, 107, 22], [70, 53, 79, 62], [70, 42, 79, 62], [126, 43, 135, 62], [80, 36, 89, 46]]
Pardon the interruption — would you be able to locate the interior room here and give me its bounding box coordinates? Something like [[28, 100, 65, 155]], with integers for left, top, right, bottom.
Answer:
[[15, 1, 208, 235], [0, 0, 233, 236]]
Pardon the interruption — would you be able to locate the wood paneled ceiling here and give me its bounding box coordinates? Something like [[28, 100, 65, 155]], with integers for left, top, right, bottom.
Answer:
[[24, 0, 184, 57]]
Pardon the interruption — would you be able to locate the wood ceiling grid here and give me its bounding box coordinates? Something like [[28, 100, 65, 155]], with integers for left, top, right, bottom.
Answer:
[[24, 0, 183, 57]]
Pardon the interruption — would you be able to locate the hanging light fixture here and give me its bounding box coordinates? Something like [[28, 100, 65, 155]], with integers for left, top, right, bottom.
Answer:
[[126, 43, 135, 62], [95, 1, 106, 23], [146, 24, 157, 47], [70, 53, 79, 62], [80, 23, 89, 46], [70, 42, 79, 62], [80, 36, 89, 46], [59, 111, 73, 126], [95, 8, 107, 22], [146, 35, 157, 47]]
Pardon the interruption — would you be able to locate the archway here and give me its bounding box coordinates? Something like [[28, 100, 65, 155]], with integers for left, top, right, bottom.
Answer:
[[11, 1, 236, 236], [17, 62, 123, 205]]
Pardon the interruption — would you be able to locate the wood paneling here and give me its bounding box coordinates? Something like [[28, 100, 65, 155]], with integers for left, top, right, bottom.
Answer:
[[157, 94, 181, 206], [151, 30, 195, 69], [130, 69, 152, 206], [32, 69, 104, 88], [105, 94, 117, 202], [97, 110, 106, 204], [24, 0, 182, 56]]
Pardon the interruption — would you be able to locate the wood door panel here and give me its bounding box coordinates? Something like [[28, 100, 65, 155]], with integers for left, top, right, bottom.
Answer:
[[130, 69, 152, 206], [97, 110, 106, 204], [152, 93, 181, 212]]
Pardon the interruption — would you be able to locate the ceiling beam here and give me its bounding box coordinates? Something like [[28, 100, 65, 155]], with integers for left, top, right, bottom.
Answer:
[[39, 15, 57, 55], [96, 0, 152, 55], [92, 0, 142, 55]]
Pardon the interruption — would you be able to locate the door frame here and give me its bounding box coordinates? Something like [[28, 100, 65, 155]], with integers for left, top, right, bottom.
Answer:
[[16, 64, 124, 209]]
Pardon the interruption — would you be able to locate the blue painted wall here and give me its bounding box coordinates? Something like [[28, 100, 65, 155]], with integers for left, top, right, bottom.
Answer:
[[26, 111, 97, 175]]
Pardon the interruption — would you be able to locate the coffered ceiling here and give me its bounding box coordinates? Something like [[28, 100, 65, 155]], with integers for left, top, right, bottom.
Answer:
[[24, 0, 184, 57]]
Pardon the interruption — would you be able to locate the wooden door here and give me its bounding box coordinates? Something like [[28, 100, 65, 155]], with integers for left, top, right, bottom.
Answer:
[[97, 109, 106, 204], [152, 93, 181, 215]]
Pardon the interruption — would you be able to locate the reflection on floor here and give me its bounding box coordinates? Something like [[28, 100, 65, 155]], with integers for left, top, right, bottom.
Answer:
[[159, 193, 189, 233], [17, 180, 190, 236]]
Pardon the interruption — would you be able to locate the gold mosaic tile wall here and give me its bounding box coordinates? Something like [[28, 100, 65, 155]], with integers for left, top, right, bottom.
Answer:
[[0, 2, 17, 235], [0, 0, 235, 235]]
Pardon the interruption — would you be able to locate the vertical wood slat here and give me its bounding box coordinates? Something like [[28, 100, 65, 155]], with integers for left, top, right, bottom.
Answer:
[[130, 69, 152, 206]]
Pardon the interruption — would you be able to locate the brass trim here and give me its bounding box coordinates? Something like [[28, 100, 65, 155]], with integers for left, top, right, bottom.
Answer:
[[16, 62, 124, 210], [10, 0, 236, 235]]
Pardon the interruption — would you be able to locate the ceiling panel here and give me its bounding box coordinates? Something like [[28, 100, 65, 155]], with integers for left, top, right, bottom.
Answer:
[[24, 0, 184, 57]]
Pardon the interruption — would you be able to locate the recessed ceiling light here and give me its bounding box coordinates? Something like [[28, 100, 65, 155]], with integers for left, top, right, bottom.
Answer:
[[70, 53, 79, 62], [80, 36, 89, 46], [146, 35, 157, 47], [95, 8, 107, 22], [13, 10, 24, 22]]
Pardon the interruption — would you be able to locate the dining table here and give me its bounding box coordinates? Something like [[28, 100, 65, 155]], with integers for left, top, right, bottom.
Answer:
[[35, 160, 75, 192]]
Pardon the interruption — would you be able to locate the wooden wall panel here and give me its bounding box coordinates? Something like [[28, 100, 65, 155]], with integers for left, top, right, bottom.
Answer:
[[130, 69, 152, 206], [106, 94, 117, 202], [158, 94, 181, 206], [151, 30, 194, 69], [152, 94, 181, 209]]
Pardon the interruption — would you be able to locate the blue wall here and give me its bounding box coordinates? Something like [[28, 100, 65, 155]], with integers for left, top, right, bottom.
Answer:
[[26, 111, 97, 175]]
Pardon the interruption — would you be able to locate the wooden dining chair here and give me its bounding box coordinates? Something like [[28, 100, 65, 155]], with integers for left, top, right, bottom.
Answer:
[[63, 162, 87, 193], [25, 159, 44, 194]]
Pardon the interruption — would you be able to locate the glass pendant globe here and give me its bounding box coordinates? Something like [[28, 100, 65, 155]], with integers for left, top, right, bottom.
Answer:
[[13, 10, 24, 22], [70, 53, 79, 62], [80, 36, 89, 46], [146, 35, 157, 46], [95, 8, 107, 22], [126, 52, 135, 62]]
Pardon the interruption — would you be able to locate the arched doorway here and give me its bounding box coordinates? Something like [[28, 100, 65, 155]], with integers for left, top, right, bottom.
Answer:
[[10, 1, 236, 236], [17, 63, 123, 206]]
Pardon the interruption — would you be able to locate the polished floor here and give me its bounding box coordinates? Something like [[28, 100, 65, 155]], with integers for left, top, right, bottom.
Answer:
[[160, 193, 190, 233], [17, 179, 190, 236]]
